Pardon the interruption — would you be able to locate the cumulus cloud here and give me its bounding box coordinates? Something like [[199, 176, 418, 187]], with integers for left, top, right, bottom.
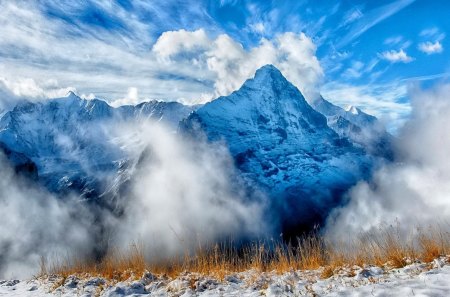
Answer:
[[326, 83, 450, 240], [418, 41, 443, 54], [379, 49, 414, 63], [152, 30, 324, 101], [152, 29, 210, 59]]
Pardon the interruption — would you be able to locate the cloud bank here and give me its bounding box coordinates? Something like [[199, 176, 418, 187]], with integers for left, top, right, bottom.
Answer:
[[326, 83, 450, 240]]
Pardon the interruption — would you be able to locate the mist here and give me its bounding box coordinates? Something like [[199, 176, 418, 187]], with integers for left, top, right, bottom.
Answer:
[[112, 122, 268, 258], [0, 153, 97, 278], [326, 83, 450, 241], [0, 120, 268, 278]]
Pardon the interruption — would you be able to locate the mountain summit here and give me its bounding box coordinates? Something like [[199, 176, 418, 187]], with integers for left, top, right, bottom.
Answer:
[[0, 65, 385, 237], [182, 65, 374, 235]]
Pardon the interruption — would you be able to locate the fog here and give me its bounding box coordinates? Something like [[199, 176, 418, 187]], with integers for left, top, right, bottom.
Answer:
[[0, 154, 97, 278], [112, 122, 268, 258], [326, 83, 450, 241], [0, 121, 267, 278]]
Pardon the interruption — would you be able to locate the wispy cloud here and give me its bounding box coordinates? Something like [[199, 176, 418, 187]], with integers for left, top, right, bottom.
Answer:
[[400, 72, 450, 82], [384, 35, 403, 45], [337, 0, 416, 48], [420, 27, 446, 41], [379, 49, 414, 63], [418, 41, 443, 54], [0, 1, 325, 106], [340, 7, 364, 27], [0, 1, 219, 104]]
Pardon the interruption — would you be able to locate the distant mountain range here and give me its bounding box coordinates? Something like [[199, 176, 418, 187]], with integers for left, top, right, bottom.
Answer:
[[0, 65, 390, 236]]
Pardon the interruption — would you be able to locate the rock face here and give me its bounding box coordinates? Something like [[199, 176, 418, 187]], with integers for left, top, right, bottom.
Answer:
[[181, 65, 375, 235]]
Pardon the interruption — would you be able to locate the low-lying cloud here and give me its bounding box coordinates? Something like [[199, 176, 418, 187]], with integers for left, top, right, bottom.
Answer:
[[113, 123, 267, 258], [0, 121, 267, 278], [326, 83, 450, 240], [0, 154, 97, 279]]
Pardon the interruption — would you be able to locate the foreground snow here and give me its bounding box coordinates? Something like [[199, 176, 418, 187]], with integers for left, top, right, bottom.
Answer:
[[1, 257, 448, 296]]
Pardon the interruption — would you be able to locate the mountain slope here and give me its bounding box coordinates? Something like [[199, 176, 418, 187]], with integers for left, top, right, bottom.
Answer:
[[181, 65, 374, 234], [312, 96, 392, 156], [0, 93, 196, 199]]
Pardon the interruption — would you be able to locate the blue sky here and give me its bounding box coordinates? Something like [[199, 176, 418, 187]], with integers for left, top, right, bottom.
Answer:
[[0, 0, 449, 130]]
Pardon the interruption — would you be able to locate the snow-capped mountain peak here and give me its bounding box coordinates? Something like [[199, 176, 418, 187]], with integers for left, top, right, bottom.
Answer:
[[182, 65, 374, 235], [346, 105, 361, 115]]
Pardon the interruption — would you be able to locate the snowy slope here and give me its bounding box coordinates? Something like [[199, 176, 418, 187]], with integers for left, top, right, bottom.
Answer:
[[0, 92, 196, 198], [181, 65, 374, 232], [1, 257, 448, 296], [0, 66, 387, 232], [312, 96, 392, 156]]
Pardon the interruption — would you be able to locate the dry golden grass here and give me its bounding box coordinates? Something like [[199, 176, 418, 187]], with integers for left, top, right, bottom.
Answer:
[[41, 225, 450, 282]]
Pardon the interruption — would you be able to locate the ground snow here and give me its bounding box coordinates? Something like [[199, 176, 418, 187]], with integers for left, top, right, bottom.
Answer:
[[1, 258, 449, 296]]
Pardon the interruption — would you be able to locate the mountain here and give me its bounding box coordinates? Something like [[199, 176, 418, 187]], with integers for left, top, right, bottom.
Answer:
[[0, 92, 196, 201], [0, 66, 388, 236], [181, 65, 376, 235], [118, 99, 198, 129], [311, 96, 392, 157]]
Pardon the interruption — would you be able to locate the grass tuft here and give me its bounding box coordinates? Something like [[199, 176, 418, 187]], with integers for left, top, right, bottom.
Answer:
[[41, 225, 450, 282]]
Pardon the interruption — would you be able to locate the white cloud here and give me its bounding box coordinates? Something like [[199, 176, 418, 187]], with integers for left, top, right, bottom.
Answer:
[[418, 41, 443, 54], [326, 83, 450, 240], [249, 22, 265, 34], [0, 77, 74, 99], [152, 29, 210, 59], [420, 27, 445, 41], [341, 8, 363, 27], [337, 0, 416, 48], [384, 35, 403, 45], [379, 49, 414, 63], [342, 61, 364, 79], [110, 87, 141, 107], [0, 2, 216, 105], [0, 2, 324, 106], [114, 122, 267, 259], [153, 30, 324, 101]]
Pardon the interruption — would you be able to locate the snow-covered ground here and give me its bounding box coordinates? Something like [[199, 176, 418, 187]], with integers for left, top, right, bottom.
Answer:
[[1, 257, 448, 296]]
